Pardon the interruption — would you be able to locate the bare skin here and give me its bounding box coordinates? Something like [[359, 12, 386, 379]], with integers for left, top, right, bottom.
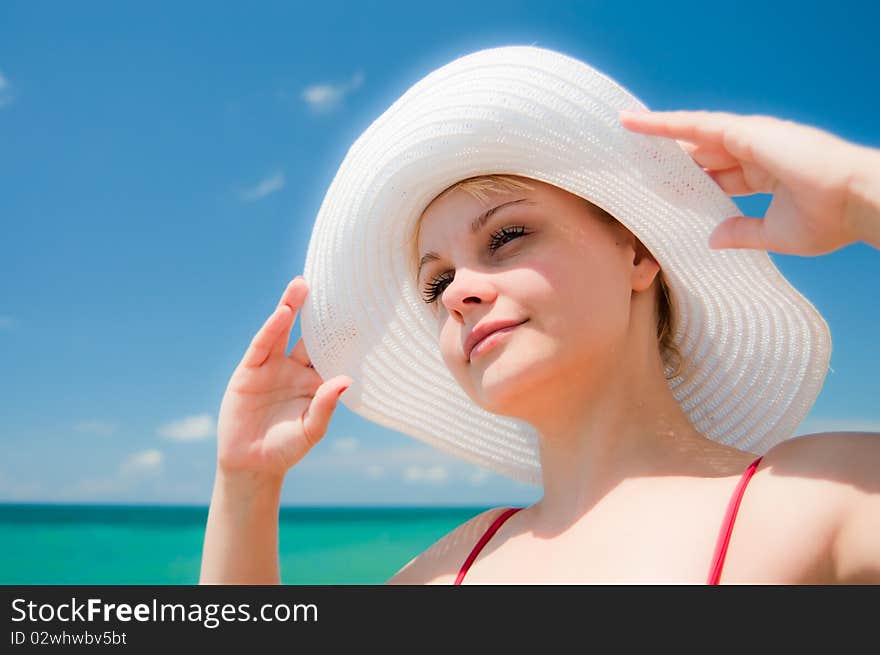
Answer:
[[200, 110, 880, 585], [200, 278, 351, 584], [388, 431, 879, 584]]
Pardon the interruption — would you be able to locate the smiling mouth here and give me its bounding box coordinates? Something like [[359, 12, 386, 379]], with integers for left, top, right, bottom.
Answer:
[[469, 320, 528, 362]]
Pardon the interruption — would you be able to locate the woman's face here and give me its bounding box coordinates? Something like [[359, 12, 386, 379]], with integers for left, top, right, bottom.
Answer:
[[416, 178, 655, 419]]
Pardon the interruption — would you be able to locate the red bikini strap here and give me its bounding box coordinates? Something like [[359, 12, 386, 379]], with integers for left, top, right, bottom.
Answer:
[[706, 456, 764, 585], [454, 507, 523, 585]]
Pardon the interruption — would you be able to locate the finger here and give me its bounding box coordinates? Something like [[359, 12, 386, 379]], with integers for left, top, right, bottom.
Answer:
[[619, 109, 737, 148], [268, 304, 296, 360], [707, 163, 778, 196], [239, 277, 308, 369], [279, 276, 308, 312], [708, 216, 767, 250], [300, 377, 353, 449], [674, 137, 741, 171], [287, 365, 323, 398], [240, 305, 291, 369], [287, 337, 312, 368], [705, 166, 754, 196], [683, 143, 741, 171], [676, 139, 697, 155], [271, 277, 308, 357]]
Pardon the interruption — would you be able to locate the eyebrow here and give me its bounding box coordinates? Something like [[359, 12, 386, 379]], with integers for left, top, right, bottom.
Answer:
[[417, 198, 534, 280]]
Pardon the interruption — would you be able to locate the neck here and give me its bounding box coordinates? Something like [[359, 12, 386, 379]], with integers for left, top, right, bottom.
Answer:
[[510, 337, 756, 532]]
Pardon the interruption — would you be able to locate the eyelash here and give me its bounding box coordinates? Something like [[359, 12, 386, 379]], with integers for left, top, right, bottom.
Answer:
[[421, 225, 529, 304]]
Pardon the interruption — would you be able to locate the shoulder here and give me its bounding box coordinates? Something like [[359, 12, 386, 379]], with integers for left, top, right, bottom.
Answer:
[[762, 430, 880, 483], [759, 431, 880, 582], [384, 506, 515, 585], [757, 430, 880, 504]]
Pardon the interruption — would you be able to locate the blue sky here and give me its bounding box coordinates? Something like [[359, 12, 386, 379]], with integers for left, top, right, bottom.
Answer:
[[1, 1, 878, 506]]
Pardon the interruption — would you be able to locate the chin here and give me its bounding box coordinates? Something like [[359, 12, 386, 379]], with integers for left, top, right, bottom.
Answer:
[[469, 353, 551, 418]]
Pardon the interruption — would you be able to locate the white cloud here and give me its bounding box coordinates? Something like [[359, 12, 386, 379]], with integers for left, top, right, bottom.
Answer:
[[120, 449, 163, 476], [403, 464, 449, 485], [74, 420, 118, 437], [240, 172, 285, 201], [331, 436, 360, 454], [795, 417, 880, 436], [365, 464, 384, 479], [61, 449, 164, 500], [158, 414, 216, 441], [301, 70, 364, 114], [0, 316, 15, 329]]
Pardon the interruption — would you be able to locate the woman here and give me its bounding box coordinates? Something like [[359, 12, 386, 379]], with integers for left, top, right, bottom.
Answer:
[[199, 46, 880, 584]]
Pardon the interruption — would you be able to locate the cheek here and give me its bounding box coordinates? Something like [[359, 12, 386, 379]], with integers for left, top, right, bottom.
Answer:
[[437, 319, 459, 367], [437, 321, 476, 391], [536, 249, 631, 339]]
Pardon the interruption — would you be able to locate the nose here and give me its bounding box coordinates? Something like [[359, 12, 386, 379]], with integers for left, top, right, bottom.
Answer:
[[441, 268, 497, 319]]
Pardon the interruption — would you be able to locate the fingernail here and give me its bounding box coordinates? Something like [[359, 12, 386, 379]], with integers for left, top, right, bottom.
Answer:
[[337, 386, 350, 397]]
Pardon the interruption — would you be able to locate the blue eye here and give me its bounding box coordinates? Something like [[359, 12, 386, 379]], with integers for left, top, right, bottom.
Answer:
[[421, 225, 529, 304]]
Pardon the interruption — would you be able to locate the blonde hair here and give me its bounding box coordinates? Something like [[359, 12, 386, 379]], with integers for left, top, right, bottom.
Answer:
[[408, 174, 683, 379]]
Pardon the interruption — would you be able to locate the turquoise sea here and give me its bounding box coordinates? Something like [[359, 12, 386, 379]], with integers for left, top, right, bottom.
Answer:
[[0, 504, 488, 584]]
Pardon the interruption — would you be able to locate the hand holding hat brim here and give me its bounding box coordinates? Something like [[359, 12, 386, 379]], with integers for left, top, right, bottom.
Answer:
[[216, 276, 352, 479], [619, 109, 864, 256]]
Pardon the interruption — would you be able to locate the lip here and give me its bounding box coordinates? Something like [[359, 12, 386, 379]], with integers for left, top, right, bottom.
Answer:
[[465, 319, 528, 362]]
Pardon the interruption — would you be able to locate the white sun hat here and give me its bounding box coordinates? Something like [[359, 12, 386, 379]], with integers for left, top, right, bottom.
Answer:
[[300, 44, 831, 487]]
